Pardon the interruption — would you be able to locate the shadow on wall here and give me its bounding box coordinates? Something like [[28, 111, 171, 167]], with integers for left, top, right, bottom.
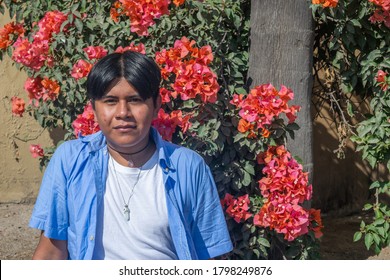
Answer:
[[312, 118, 371, 214], [49, 127, 67, 146], [311, 95, 390, 215]]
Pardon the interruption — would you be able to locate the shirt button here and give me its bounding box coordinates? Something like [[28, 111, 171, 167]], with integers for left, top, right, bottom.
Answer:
[[165, 167, 169, 172], [89, 235, 94, 241]]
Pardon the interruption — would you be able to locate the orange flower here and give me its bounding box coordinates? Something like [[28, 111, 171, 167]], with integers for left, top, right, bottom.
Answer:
[[261, 128, 270, 138], [11, 96, 25, 117], [312, 0, 338, 8], [41, 77, 60, 100], [173, 0, 185, 6], [0, 22, 24, 50], [309, 208, 324, 238]]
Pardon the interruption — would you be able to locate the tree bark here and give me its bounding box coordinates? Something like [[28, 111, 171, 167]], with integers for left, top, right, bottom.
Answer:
[[248, 0, 314, 179]]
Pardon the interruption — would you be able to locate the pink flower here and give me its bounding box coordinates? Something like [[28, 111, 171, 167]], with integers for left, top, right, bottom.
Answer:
[[151, 108, 178, 141], [11, 96, 25, 117], [72, 103, 100, 137], [221, 193, 252, 223], [115, 43, 146, 54], [29, 144, 44, 158], [83, 46, 108, 60], [254, 201, 309, 241], [71, 60, 93, 80], [376, 69, 388, 90]]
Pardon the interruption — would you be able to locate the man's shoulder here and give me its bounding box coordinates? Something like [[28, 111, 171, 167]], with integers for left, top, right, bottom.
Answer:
[[54, 131, 104, 156]]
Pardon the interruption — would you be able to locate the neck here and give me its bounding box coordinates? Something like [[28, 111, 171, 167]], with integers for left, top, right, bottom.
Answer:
[[107, 139, 155, 168], [107, 140, 150, 156]]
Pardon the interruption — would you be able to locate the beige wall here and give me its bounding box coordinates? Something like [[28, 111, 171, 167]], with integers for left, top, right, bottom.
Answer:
[[0, 14, 53, 203]]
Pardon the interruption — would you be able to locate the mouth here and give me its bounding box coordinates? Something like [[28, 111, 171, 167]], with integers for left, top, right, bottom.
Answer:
[[113, 124, 136, 131]]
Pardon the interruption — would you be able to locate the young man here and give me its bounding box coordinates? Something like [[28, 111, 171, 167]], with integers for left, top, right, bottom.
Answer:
[[29, 51, 233, 260]]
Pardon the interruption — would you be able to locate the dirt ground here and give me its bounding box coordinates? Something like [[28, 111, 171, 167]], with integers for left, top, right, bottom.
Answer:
[[0, 203, 389, 260]]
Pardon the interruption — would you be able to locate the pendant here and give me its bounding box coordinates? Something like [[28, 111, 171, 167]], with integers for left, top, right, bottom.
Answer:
[[123, 205, 130, 221]]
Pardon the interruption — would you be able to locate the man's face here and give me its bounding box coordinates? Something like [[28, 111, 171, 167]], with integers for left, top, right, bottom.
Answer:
[[93, 78, 160, 152]]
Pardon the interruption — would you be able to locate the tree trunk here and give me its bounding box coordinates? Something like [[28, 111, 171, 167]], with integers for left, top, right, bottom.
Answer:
[[248, 0, 314, 178]]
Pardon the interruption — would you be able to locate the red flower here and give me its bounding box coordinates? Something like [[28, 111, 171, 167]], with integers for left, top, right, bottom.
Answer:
[[11, 96, 25, 117], [72, 103, 100, 137], [309, 208, 324, 239], [221, 193, 252, 223], [115, 42, 146, 54], [0, 22, 24, 50], [231, 84, 300, 139], [71, 60, 93, 80], [155, 37, 219, 103], [41, 77, 61, 101], [258, 145, 312, 205], [152, 108, 178, 141], [11, 11, 67, 70], [83, 46, 108, 60], [376, 70, 388, 90], [29, 144, 44, 158], [254, 201, 309, 241], [369, 0, 390, 11], [173, 0, 185, 6], [115, 0, 170, 36]]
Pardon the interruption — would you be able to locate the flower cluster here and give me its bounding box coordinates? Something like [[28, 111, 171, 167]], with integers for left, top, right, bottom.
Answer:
[[24, 76, 61, 105], [12, 11, 67, 70], [257, 145, 312, 204], [29, 144, 44, 158], [376, 69, 389, 91], [115, 42, 146, 54], [253, 145, 322, 241], [111, 0, 170, 36], [71, 59, 93, 80], [152, 108, 191, 141], [230, 84, 300, 138], [72, 103, 100, 137], [221, 193, 252, 223], [0, 22, 24, 50], [311, 0, 338, 8], [11, 96, 25, 117], [369, 0, 390, 28], [156, 37, 219, 103]]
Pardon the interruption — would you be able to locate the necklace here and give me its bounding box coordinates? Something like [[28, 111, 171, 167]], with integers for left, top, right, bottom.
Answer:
[[107, 140, 150, 167], [110, 156, 142, 221]]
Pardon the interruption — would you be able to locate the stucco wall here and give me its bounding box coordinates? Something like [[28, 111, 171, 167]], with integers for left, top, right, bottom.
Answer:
[[0, 14, 53, 203]]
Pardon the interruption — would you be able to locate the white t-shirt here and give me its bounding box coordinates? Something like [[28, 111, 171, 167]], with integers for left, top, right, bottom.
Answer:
[[92, 150, 177, 260]]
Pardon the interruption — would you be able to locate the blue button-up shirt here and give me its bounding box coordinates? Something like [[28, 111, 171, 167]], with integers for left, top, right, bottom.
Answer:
[[29, 128, 233, 259]]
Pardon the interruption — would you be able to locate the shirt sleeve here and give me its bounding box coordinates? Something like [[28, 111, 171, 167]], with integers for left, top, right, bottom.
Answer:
[[191, 162, 233, 259], [29, 144, 69, 240]]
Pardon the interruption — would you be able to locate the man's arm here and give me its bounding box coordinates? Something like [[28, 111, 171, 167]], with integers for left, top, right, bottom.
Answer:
[[32, 231, 68, 260]]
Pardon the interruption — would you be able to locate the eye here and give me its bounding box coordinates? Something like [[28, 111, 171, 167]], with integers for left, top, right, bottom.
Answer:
[[128, 96, 144, 103], [103, 98, 118, 105]]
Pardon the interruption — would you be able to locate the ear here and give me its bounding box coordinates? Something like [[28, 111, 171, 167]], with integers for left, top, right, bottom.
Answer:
[[153, 95, 162, 119]]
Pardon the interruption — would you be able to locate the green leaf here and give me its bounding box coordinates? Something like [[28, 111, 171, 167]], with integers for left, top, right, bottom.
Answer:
[[257, 237, 270, 247], [353, 231, 362, 242], [363, 203, 373, 210], [242, 170, 251, 187], [365, 233, 374, 250]]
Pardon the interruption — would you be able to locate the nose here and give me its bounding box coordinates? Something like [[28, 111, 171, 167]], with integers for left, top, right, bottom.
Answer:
[[116, 100, 131, 119]]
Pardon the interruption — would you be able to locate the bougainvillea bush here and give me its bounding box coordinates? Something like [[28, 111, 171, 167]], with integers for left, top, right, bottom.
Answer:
[[312, 0, 389, 255], [1, 0, 323, 259]]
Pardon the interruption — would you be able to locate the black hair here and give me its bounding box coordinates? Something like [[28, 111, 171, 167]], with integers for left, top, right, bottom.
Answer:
[[86, 51, 161, 105]]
